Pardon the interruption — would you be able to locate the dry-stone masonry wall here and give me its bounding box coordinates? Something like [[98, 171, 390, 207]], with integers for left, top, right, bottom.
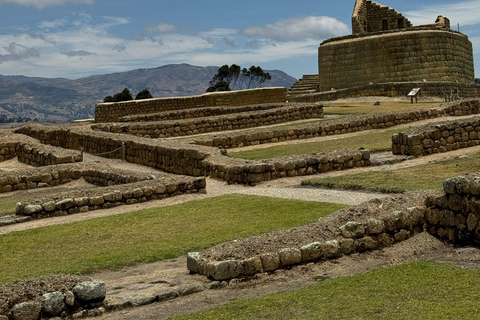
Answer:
[[95, 87, 288, 123], [2, 279, 106, 320], [92, 104, 323, 139], [0, 134, 81, 166], [119, 104, 283, 122], [187, 205, 426, 280], [352, 0, 412, 34], [193, 100, 480, 149], [425, 173, 480, 246], [318, 28, 474, 92], [14, 125, 370, 185], [289, 82, 480, 102], [392, 100, 480, 156]]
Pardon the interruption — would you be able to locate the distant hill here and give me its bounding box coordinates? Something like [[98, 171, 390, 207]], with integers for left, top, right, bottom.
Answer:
[[0, 64, 297, 123]]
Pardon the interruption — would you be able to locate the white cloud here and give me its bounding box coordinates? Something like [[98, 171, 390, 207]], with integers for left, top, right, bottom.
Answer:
[[0, 42, 40, 64], [63, 50, 96, 57], [405, 1, 480, 27], [0, 0, 94, 9], [242, 16, 349, 41], [144, 23, 176, 34]]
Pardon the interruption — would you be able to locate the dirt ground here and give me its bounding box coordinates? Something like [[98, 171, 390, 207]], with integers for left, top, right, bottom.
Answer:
[[2, 103, 480, 319]]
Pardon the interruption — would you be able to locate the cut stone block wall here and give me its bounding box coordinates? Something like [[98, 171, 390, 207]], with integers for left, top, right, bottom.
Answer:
[[0, 134, 81, 166], [352, 0, 412, 34], [425, 173, 480, 246], [14, 125, 370, 185], [392, 100, 480, 156], [193, 100, 480, 149], [92, 104, 323, 138], [188, 206, 426, 280], [120, 104, 282, 122], [95, 87, 288, 123], [289, 82, 480, 103], [318, 28, 474, 92]]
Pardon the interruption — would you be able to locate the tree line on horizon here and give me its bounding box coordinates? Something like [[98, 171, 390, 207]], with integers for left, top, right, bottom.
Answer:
[[103, 88, 153, 103]]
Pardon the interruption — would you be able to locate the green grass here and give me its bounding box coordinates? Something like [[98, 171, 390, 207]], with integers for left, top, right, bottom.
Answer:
[[0, 198, 18, 216], [0, 194, 345, 285], [229, 129, 403, 160], [323, 101, 442, 115], [303, 153, 480, 192], [172, 261, 480, 320]]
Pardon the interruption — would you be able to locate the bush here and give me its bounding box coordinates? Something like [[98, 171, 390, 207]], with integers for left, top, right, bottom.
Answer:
[[103, 88, 133, 103], [135, 89, 153, 100]]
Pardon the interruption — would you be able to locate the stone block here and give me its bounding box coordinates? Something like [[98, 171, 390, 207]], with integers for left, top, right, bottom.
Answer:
[[278, 248, 302, 266], [205, 260, 243, 280]]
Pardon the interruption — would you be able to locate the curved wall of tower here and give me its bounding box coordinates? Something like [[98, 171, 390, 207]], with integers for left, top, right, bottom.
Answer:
[[318, 28, 475, 92]]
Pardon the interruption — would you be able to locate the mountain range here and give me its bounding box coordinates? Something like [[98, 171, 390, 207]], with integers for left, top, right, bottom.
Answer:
[[0, 64, 297, 123]]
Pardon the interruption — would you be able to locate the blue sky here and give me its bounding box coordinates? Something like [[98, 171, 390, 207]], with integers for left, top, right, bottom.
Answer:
[[0, 0, 479, 79]]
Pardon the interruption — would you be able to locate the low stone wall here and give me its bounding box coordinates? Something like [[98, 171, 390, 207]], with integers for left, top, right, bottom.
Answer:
[[0, 163, 154, 194], [289, 82, 480, 103], [392, 100, 480, 156], [92, 103, 323, 139], [193, 100, 480, 149], [95, 87, 288, 123], [425, 173, 480, 246], [0, 134, 81, 166], [187, 206, 426, 280], [1, 279, 106, 320], [14, 125, 370, 185], [15, 174, 206, 219], [120, 104, 283, 122]]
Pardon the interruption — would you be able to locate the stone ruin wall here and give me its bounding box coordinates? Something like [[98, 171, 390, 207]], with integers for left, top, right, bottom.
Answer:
[[392, 100, 480, 156], [318, 28, 475, 92], [95, 87, 288, 123], [425, 174, 480, 246], [352, 0, 412, 34]]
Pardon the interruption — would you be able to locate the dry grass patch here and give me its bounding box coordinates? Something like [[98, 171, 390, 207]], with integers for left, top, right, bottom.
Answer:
[[303, 153, 480, 192], [323, 101, 442, 115]]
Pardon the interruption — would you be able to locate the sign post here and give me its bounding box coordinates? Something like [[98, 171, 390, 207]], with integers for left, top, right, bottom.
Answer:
[[407, 88, 421, 104]]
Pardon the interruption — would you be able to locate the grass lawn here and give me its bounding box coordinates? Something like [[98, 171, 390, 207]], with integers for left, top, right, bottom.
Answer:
[[173, 260, 480, 320], [0, 198, 18, 216], [0, 194, 345, 285], [229, 129, 403, 160], [303, 153, 480, 192], [323, 101, 442, 115]]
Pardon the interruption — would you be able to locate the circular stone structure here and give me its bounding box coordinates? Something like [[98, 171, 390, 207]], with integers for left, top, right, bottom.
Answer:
[[318, 27, 474, 92]]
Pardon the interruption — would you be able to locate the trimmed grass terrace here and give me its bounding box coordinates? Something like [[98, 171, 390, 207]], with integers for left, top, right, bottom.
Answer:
[[173, 261, 480, 320], [323, 101, 442, 115], [0, 194, 345, 284], [303, 153, 480, 192], [228, 128, 404, 160]]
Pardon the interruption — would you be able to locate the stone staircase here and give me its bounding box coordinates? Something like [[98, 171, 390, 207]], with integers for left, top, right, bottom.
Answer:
[[288, 74, 319, 97]]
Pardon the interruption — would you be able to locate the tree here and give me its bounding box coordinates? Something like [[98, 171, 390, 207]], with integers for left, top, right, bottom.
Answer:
[[206, 64, 271, 92], [135, 89, 153, 100], [238, 66, 271, 89], [103, 88, 133, 103], [475, 78, 480, 85]]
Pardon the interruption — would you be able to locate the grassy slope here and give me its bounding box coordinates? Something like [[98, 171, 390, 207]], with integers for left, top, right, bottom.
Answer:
[[303, 153, 480, 192], [174, 261, 480, 320], [0, 194, 345, 284]]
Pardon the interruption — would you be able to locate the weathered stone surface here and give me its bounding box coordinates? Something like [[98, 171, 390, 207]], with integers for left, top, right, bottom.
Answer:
[[259, 252, 280, 271], [177, 283, 204, 296], [73, 281, 106, 302], [154, 288, 178, 302], [278, 248, 302, 266], [12, 301, 41, 320], [242, 256, 264, 275], [41, 291, 64, 316], [65, 290, 75, 306], [56, 198, 74, 211], [366, 218, 384, 235], [354, 236, 377, 252], [205, 260, 242, 280], [340, 221, 365, 238], [23, 205, 42, 215], [340, 238, 355, 254], [301, 242, 322, 262], [321, 240, 340, 258], [187, 252, 204, 274]]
